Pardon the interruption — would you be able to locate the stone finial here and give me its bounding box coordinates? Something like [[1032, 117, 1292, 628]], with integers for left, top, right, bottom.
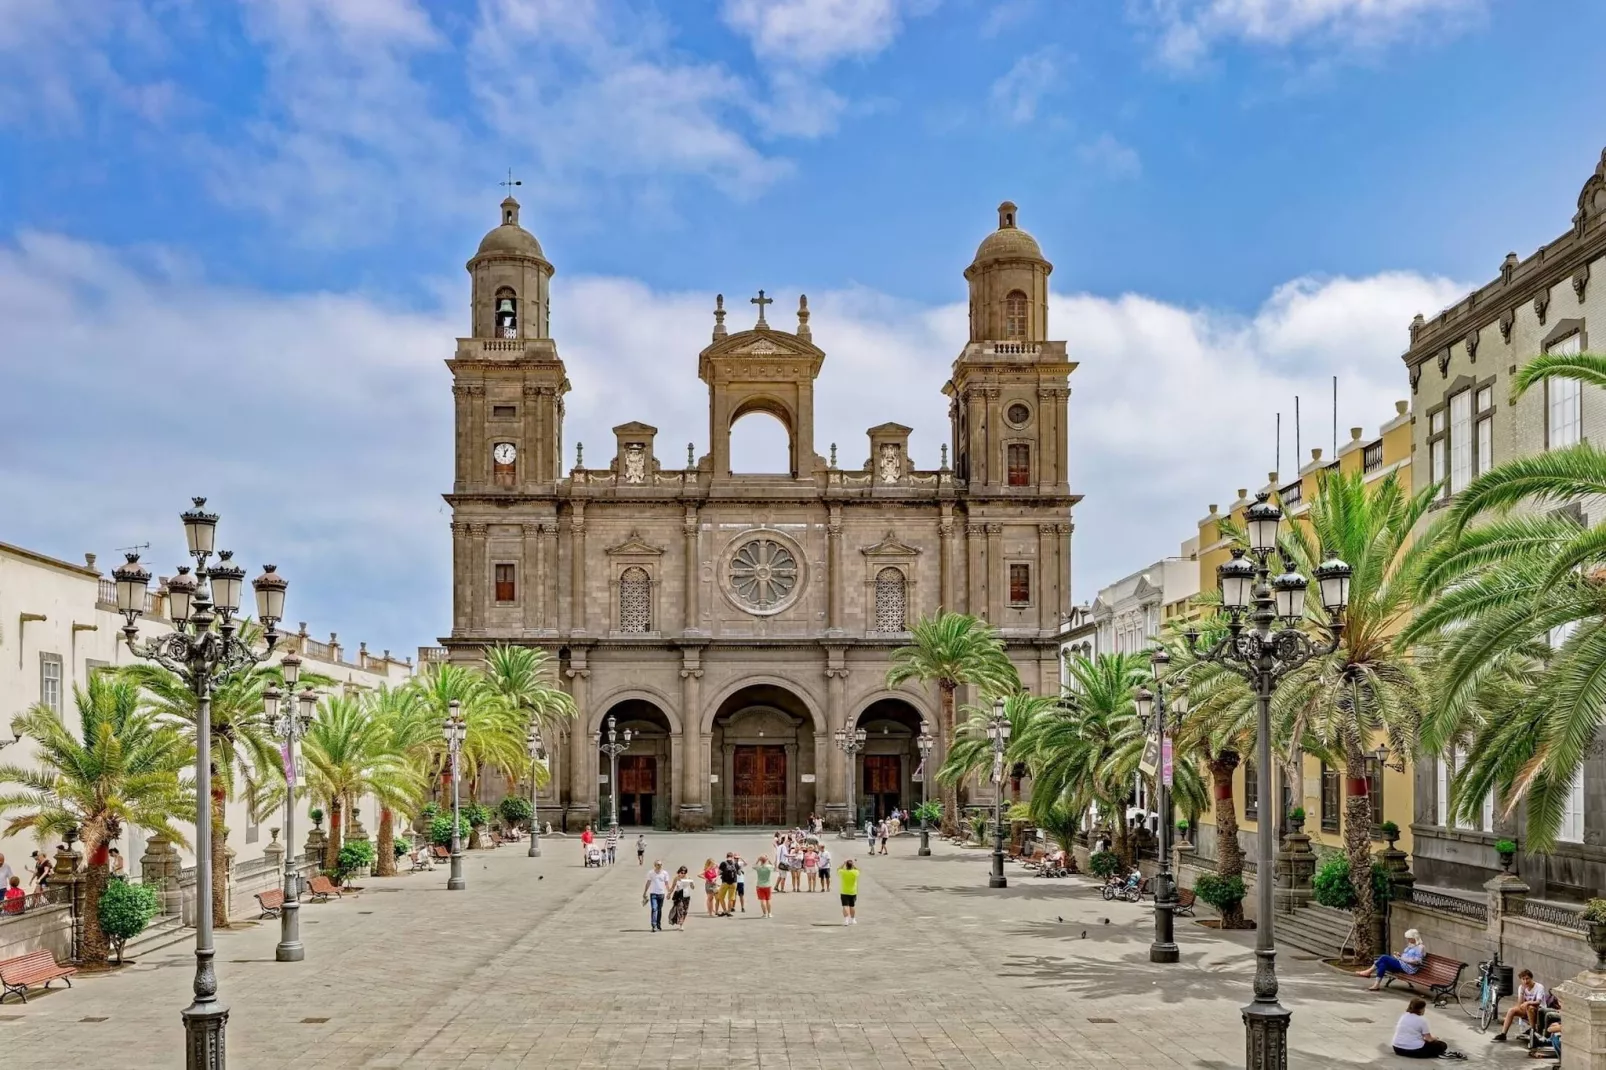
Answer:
[[1350, 426, 1363, 442], [796, 294, 811, 342], [687, 442, 695, 467], [751, 289, 773, 329], [1267, 471, 1278, 485], [829, 442, 838, 468], [84, 552, 97, 570], [1310, 448, 1322, 463], [1395, 400, 1408, 416], [940, 443, 949, 470], [1236, 488, 1247, 500], [576, 442, 584, 468], [1409, 312, 1425, 342], [998, 201, 1018, 229], [1501, 251, 1519, 283], [1208, 503, 1218, 515], [712, 294, 727, 340]]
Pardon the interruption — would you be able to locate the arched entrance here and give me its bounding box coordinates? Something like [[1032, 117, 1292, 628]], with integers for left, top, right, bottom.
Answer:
[[854, 699, 925, 824], [710, 684, 819, 826], [598, 699, 674, 830]]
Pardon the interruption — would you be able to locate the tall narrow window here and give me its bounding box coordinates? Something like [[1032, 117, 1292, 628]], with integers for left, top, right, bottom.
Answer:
[[1450, 747, 1468, 829], [1007, 443, 1031, 486], [1320, 763, 1340, 832], [1480, 786, 1495, 833], [39, 653, 62, 713], [1559, 770, 1585, 843], [1364, 755, 1385, 832], [1449, 389, 1472, 494], [873, 567, 907, 632], [494, 563, 516, 603], [619, 566, 651, 632], [1436, 756, 1449, 826], [1004, 290, 1028, 339], [1429, 409, 1447, 494], [1008, 563, 1031, 606], [1548, 331, 1583, 448], [1475, 386, 1494, 476], [1243, 759, 1259, 820], [495, 287, 518, 338]]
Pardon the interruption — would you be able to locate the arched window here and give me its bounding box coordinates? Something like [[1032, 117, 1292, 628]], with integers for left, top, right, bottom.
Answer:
[[619, 567, 651, 633], [1004, 290, 1028, 339], [874, 567, 906, 632], [495, 287, 518, 338]]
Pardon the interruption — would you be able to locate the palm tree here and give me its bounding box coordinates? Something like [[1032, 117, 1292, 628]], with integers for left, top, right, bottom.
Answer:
[[0, 676, 193, 965], [409, 663, 526, 847], [368, 684, 431, 877], [301, 693, 424, 875], [886, 613, 1020, 834], [1269, 467, 1436, 958], [1405, 348, 1606, 849], [1019, 652, 1148, 866], [119, 640, 288, 928], [480, 645, 574, 832]]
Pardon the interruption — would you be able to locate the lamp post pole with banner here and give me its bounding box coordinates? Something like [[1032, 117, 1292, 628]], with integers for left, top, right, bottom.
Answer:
[[526, 727, 544, 858], [597, 715, 632, 833], [986, 698, 1011, 889], [833, 726, 867, 838], [1135, 649, 1188, 965], [264, 660, 316, 963], [916, 721, 933, 857]]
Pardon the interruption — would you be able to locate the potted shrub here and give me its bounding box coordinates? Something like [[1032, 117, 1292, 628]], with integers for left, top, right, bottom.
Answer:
[[1194, 873, 1246, 919], [1312, 853, 1392, 910], [1089, 850, 1121, 880], [98, 880, 161, 965], [309, 807, 325, 830], [429, 813, 467, 849], [1580, 899, 1606, 972], [1287, 806, 1306, 832], [1494, 838, 1518, 873], [499, 795, 534, 832], [335, 840, 377, 885], [1379, 820, 1401, 847]]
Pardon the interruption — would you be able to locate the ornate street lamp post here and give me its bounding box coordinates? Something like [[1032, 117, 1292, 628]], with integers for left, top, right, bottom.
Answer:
[[111, 497, 289, 1070], [597, 714, 632, 832], [526, 727, 544, 858], [1185, 492, 1352, 1070], [263, 660, 316, 963], [833, 726, 866, 839], [986, 698, 1012, 889], [443, 701, 466, 891], [916, 721, 934, 857], [1135, 651, 1189, 965]]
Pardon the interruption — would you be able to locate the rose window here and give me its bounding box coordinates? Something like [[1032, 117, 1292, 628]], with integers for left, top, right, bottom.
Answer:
[[728, 538, 798, 611]]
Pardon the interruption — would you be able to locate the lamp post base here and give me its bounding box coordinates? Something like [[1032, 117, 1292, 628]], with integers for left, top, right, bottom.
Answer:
[[1148, 940, 1178, 963], [988, 873, 1007, 888], [182, 998, 229, 1070], [448, 851, 465, 891], [1242, 998, 1292, 1070], [528, 839, 540, 858], [274, 941, 305, 963], [918, 825, 931, 857]]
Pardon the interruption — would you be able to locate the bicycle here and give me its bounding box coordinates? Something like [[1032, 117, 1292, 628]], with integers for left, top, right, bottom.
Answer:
[[1456, 950, 1506, 1033]]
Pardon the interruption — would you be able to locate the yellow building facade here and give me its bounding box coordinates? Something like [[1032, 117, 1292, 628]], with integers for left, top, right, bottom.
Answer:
[[1188, 399, 1418, 860]]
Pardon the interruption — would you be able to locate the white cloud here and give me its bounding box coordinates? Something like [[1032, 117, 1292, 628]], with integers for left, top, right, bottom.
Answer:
[[0, 229, 1468, 644], [722, 0, 909, 67], [1078, 134, 1142, 179], [990, 48, 1062, 125], [0, 0, 175, 128], [1141, 0, 1487, 69]]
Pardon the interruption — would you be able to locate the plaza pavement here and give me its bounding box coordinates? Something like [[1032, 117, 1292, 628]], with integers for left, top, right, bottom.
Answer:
[[2, 833, 1516, 1068]]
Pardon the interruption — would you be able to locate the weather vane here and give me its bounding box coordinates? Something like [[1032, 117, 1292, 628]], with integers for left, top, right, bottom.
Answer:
[[500, 169, 522, 195]]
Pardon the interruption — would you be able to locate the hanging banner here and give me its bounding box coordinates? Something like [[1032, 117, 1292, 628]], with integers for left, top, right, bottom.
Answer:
[[914, 759, 925, 782], [281, 742, 296, 785], [1162, 734, 1174, 787], [1139, 732, 1160, 777]]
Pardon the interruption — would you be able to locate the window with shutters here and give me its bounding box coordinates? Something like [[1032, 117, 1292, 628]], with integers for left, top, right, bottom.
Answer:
[[1364, 755, 1385, 833], [1449, 389, 1472, 494], [619, 567, 652, 633], [872, 567, 906, 632], [1547, 331, 1583, 449], [1560, 770, 1585, 843], [494, 563, 516, 603], [1008, 563, 1031, 606], [1243, 759, 1258, 820], [1007, 443, 1031, 486], [39, 653, 62, 713], [1320, 763, 1340, 832], [1004, 290, 1028, 339]]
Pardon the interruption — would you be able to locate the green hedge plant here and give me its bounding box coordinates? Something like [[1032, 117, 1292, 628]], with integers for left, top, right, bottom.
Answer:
[[335, 840, 377, 883], [499, 796, 534, 829], [1312, 853, 1391, 910], [429, 814, 468, 847], [1581, 898, 1606, 924], [464, 803, 491, 829], [1194, 873, 1246, 914], [1494, 838, 1518, 855], [912, 801, 942, 826], [99, 880, 161, 965], [1089, 850, 1121, 879]]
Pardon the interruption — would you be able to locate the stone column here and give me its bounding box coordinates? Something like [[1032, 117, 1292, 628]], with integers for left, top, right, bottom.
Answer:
[[679, 660, 706, 828], [1557, 968, 1606, 1070], [1378, 836, 1416, 903], [540, 521, 559, 634], [569, 503, 588, 635], [468, 523, 489, 632], [1272, 822, 1315, 914], [303, 824, 327, 876], [521, 522, 542, 634], [784, 742, 799, 826], [966, 522, 985, 616], [53, 839, 83, 957], [451, 522, 470, 633], [938, 510, 955, 612], [1036, 522, 1054, 632], [965, 387, 984, 487], [1485, 869, 1530, 937], [985, 523, 1003, 621], [451, 384, 472, 492], [826, 507, 844, 633], [141, 834, 183, 915], [824, 662, 848, 827], [263, 828, 285, 874], [683, 509, 701, 633], [468, 384, 488, 483], [566, 664, 592, 828]]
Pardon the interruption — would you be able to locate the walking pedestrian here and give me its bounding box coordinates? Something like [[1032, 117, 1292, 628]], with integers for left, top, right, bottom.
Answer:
[[818, 847, 832, 891], [839, 859, 859, 925], [773, 839, 789, 893], [636, 834, 646, 866], [580, 824, 594, 864], [753, 855, 775, 918], [670, 867, 695, 929], [803, 845, 819, 892], [878, 820, 889, 855], [702, 858, 719, 917], [735, 855, 748, 913], [605, 826, 619, 865], [717, 853, 739, 915], [642, 860, 670, 932], [789, 844, 803, 892]]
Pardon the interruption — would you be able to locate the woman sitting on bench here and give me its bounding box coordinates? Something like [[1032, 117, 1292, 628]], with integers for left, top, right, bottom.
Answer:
[[1354, 928, 1426, 991]]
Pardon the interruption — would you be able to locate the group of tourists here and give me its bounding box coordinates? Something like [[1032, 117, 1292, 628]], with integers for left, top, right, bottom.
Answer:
[[772, 830, 834, 891], [639, 847, 862, 932]]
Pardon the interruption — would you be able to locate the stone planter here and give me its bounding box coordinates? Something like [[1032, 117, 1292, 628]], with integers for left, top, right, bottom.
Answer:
[[1588, 919, 1606, 972], [1497, 849, 1516, 874]]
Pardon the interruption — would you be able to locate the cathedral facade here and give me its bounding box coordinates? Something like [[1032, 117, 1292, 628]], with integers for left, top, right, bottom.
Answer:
[[442, 197, 1079, 830]]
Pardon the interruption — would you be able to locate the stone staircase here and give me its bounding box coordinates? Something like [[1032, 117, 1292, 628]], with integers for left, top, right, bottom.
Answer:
[[1275, 902, 1356, 960], [120, 913, 191, 961]]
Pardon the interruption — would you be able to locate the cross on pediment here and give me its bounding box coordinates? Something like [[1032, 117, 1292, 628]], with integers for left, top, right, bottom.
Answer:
[[751, 289, 773, 328]]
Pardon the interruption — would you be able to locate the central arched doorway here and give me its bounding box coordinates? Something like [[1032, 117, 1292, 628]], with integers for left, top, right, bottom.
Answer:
[[854, 698, 925, 824], [598, 699, 674, 830], [710, 684, 819, 826]]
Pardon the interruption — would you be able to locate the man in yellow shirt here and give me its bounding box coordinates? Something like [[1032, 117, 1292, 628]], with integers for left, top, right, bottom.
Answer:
[[838, 860, 860, 925]]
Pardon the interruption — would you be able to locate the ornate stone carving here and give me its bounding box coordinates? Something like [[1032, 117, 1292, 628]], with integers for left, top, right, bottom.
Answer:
[[683, 513, 699, 536], [727, 537, 798, 613], [966, 523, 987, 536], [467, 522, 489, 536], [1436, 348, 1451, 378], [539, 521, 559, 537], [1499, 307, 1515, 343], [1464, 330, 1479, 363], [1409, 363, 1423, 393], [1574, 263, 1590, 303], [938, 518, 954, 537], [605, 530, 665, 556], [877, 443, 902, 483], [985, 523, 1002, 535], [1534, 289, 1551, 325], [623, 443, 647, 483]]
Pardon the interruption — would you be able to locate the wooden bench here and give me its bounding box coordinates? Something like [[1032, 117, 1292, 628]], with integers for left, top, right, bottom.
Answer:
[[430, 845, 451, 862], [1383, 952, 1467, 1006], [1174, 888, 1197, 917], [255, 888, 286, 919], [305, 875, 343, 903], [408, 848, 432, 872], [0, 949, 77, 1004]]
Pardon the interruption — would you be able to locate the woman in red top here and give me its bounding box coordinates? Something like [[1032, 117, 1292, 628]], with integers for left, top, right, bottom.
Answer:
[[2, 875, 25, 915], [580, 824, 594, 864]]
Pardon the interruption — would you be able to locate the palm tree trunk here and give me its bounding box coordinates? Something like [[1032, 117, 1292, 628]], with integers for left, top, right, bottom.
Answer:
[[80, 833, 112, 966], [1343, 748, 1379, 959], [211, 779, 229, 928], [327, 797, 344, 872], [938, 680, 959, 837], [1210, 752, 1247, 929], [375, 806, 397, 877]]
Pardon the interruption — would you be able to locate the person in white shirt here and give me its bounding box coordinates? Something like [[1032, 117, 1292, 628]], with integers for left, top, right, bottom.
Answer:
[[1494, 969, 1549, 1043], [0, 854, 13, 888], [642, 861, 671, 932], [669, 867, 697, 929], [1392, 998, 1451, 1059]]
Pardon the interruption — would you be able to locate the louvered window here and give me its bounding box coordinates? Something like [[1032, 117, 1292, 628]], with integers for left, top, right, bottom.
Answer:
[[619, 567, 651, 633], [873, 568, 906, 632]]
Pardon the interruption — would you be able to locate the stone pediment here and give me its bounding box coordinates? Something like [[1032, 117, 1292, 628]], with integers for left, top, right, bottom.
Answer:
[[860, 531, 920, 557], [699, 328, 823, 361], [1132, 575, 1162, 600], [604, 530, 666, 556], [867, 422, 913, 436], [613, 421, 658, 436], [1090, 596, 1114, 620]]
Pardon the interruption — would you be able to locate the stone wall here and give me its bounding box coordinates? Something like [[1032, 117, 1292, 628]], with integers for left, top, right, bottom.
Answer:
[[0, 903, 74, 964]]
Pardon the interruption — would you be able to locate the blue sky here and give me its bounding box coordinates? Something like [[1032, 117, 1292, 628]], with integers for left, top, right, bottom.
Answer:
[[3, 0, 1605, 654]]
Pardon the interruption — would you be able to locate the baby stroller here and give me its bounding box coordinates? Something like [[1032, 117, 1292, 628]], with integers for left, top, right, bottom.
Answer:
[[584, 845, 605, 868]]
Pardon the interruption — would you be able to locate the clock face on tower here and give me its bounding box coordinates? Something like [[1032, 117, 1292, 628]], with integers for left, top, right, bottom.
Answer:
[[493, 442, 517, 465]]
